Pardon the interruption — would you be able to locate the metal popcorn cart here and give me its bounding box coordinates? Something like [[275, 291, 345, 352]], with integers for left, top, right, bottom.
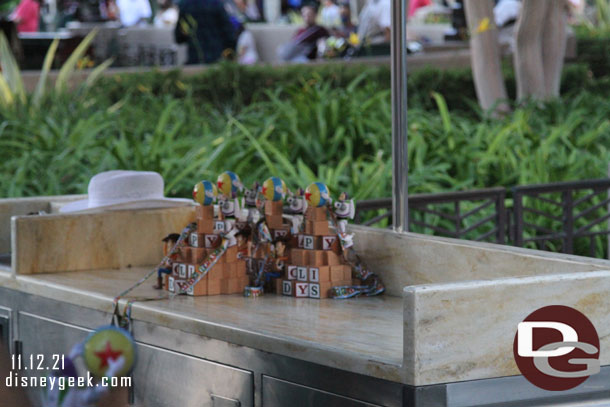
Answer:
[[2, 1, 610, 406]]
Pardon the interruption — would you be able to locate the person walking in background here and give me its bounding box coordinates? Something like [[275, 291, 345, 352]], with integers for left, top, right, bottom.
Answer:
[[357, 0, 391, 45], [10, 0, 40, 32], [175, 0, 236, 64], [116, 0, 152, 26], [320, 0, 341, 27], [154, 0, 178, 27], [279, 3, 329, 62]]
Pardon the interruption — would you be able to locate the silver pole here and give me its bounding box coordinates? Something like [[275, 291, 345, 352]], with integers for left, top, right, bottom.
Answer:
[[391, 0, 409, 232]]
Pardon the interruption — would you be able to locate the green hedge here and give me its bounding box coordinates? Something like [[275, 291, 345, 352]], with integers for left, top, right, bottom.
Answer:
[[94, 62, 603, 113]]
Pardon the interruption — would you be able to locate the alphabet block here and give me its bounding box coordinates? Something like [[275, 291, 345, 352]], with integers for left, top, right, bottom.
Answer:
[[168, 276, 175, 293], [297, 266, 308, 281], [187, 264, 195, 278], [307, 250, 326, 265], [265, 214, 284, 229], [275, 278, 283, 294], [290, 249, 306, 264], [308, 221, 330, 236], [309, 282, 331, 299], [197, 219, 215, 234], [310, 266, 330, 282], [295, 282, 309, 297], [213, 220, 226, 234], [190, 247, 206, 264], [287, 265, 298, 280], [297, 234, 304, 248], [330, 265, 345, 282], [272, 228, 289, 240], [196, 205, 214, 220], [208, 279, 221, 295], [321, 235, 339, 251], [178, 263, 187, 278], [204, 234, 221, 249], [189, 233, 205, 248], [306, 206, 328, 221], [282, 280, 294, 296], [265, 201, 284, 215], [325, 251, 341, 266], [302, 235, 316, 250]]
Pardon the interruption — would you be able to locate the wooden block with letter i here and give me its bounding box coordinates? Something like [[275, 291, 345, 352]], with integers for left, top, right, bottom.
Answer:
[[309, 266, 330, 282]]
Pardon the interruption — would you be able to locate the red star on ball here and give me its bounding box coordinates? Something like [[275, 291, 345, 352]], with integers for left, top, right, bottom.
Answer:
[[305, 191, 312, 202], [94, 341, 123, 370], [217, 181, 224, 190], [192, 190, 197, 200], [262, 186, 268, 196]]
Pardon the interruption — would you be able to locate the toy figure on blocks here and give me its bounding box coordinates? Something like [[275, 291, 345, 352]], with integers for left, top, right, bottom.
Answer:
[[163, 177, 249, 296]]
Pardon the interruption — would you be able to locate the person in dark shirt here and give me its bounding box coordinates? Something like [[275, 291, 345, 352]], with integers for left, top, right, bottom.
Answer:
[[279, 4, 329, 62], [174, 0, 236, 64]]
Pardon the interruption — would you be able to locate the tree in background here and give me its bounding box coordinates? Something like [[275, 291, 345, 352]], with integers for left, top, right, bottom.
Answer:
[[465, 0, 569, 111]]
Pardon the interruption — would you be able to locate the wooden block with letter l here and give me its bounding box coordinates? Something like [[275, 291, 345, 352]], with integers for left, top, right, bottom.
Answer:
[[197, 219, 215, 234], [309, 281, 332, 299], [265, 201, 284, 215], [306, 206, 327, 221], [196, 205, 214, 220], [282, 280, 295, 296], [265, 214, 284, 229], [167, 276, 175, 293], [296, 266, 308, 281], [307, 250, 326, 266]]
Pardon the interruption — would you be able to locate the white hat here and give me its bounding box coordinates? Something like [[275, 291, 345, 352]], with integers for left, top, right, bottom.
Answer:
[[59, 170, 194, 213]]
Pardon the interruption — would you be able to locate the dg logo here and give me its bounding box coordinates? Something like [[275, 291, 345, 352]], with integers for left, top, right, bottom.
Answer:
[[513, 305, 600, 391]]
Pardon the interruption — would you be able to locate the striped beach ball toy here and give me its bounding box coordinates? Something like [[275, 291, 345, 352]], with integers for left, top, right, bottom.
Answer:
[[262, 177, 287, 201], [305, 182, 331, 207], [193, 180, 218, 206], [217, 171, 242, 198]]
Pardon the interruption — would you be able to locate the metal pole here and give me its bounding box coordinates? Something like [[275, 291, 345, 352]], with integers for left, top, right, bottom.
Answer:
[[391, 0, 409, 232]]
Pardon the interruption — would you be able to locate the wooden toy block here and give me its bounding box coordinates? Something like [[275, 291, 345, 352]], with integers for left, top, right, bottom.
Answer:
[[168, 276, 175, 293], [295, 282, 309, 297], [225, 246, 238, 260], [236, 260, 247, 276], [207, 264, 224, 280], [228, 278, 244, 294], [290, 249, 306, 264], [220, 279, 230, 294], [306, 206, 327, 221], [187, 264, 196, 278], [163, 273, 169, 289], [208, 279, 222, 295], [265, 201, 284, 215], [177, 263, 187, 279], [240, 276, 250, 288], [189, 233, 205, 248], [189, 247, 206, 263], [275, 278, 283, 294], [297, 234, 304, 248], [213, 220, 227, 234], [343, 266, 353, 281], [197, 219, 215, 234], [330, 265, 345, 282], [282, 280, 294, 296], [309, 282, 332, 299], [308, 220, 330, 236], [225, 262, 237, 278], [297, 266, 308, 281], [321, 235, 339, 251], [301, 234, 316, 250], [204, 234, 221, 249], [286, 265, 298, 280], [309, 266, 330, 282], [307, 250, 326, 265], [188, 279, 207, 296], [206, 249, 225, 264], [272, 227, 290, 241], [265, 214, 284, 229], [325, 251, 342, 266], [196, 205, 214, 220]]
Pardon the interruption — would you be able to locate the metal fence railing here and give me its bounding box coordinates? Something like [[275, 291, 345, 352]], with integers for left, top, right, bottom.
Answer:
[[354, 179, 610, 259]]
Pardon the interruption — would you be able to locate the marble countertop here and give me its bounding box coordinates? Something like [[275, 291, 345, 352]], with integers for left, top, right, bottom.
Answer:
[[0, 268, 404, 383]]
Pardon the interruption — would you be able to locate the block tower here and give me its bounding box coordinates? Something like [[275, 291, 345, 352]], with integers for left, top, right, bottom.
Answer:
[[166, 180, 249, 296], [279, 182, 352, 298]]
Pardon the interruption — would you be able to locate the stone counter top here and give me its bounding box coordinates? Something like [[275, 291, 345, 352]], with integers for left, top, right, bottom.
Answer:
[[0, 268, 404, 383]]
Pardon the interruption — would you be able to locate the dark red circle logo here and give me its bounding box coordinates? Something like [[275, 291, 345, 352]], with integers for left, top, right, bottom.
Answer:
[[513, 305, 600, 391]]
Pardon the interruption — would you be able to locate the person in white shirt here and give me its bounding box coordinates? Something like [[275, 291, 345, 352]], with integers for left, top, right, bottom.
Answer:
[[356, 0, 391, 45], [320, 0, 341, 28], [117, 0, 152, 26], [153, 0, 178, 28], [236, 23, 259, 64]]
